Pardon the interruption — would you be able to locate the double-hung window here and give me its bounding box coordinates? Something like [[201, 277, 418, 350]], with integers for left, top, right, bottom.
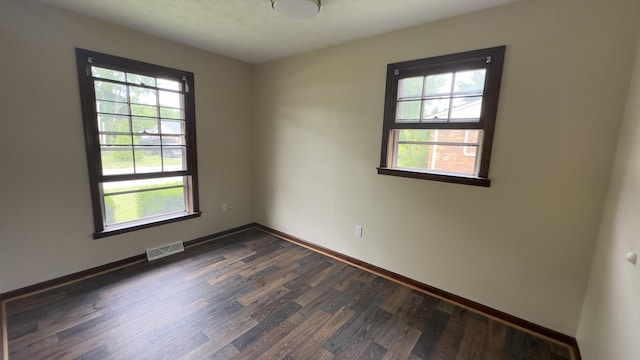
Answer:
[[75, 48, 200, 238], [378, 46, 506, 187]]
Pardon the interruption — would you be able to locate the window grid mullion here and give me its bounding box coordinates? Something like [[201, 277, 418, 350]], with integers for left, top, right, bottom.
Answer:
[[89, 76, 177, 92], [154, 77, 165, 172], [389, 122, 483, 130], [397, 141, 480, 147], [419, 75, 427, 124], [446, 72, 456, 123], [104, 184, 184, 197], [99, 170, 190, 183], [124, 84, 137, 175]]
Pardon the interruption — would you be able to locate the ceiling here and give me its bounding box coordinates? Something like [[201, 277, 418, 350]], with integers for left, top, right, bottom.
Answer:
[[38, 0, 522, 64]]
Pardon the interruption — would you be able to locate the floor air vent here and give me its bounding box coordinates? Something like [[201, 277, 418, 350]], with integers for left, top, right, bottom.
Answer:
[[146, 241, 184, 261]]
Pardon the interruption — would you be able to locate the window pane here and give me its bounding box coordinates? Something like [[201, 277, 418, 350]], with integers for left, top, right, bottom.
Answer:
[[157, 78, 181, 91], [161, 119, 185, 135], [134, 147, 162, 173], [422, 98, 450, 121], [464, 130, 480, 144], [127, 73, 156, 87], [131, 104, 158, 117], [453, 69, 486, 96], [396, 143, 430, 170], [398, 129, 431, 141], [450, 97, 482, 121], [129, 86, 157, 106], [103, 191, 137, 225], [396, 100, 421, 122], [159, 91, 182, 108], [134, 134, 161, 146], [98, 115, 130, 133], [397, 129, 481, 144], [101, 146, 134, 175], [137, 186, 185, 219], [397, 77, 423, 99], [96, 100, 129, 115], [162, 146, 186, 171], [92, 66, 126, 82], [463, 144, 478, 157], [102, 134, 132, 146], [394, 129, 482, 176], [162, 135, 185, 146], [160, 107, 184, 120], [433, 129, 481, 144], [424, 73, 453, 95], [132, 117, 159, 133], [94, 81, 127, 102], [102, 177, 186, 226], [396, 143, 478, 175]]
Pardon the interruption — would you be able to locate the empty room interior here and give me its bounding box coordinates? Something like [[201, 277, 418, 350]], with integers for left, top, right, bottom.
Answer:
[[1, 0, 640, 359]]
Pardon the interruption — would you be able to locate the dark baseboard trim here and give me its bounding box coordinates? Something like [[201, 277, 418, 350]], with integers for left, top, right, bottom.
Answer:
[[0, 254, 146, 303], [0, 223, 255, 360], [1, 223, 581, 360], [0, 223, 255, 303], [253, 223, 582, 360]]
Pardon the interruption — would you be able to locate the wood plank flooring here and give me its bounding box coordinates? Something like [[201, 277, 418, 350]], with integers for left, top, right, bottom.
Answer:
[[2, 229, 573, 359]]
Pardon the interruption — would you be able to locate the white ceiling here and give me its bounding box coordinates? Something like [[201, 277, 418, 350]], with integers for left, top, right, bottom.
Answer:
[[38, 0, 522, 64]]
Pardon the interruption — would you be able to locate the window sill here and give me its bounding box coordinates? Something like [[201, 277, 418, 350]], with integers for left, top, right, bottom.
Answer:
[[377, 167, 490, 187], [94, 211, 202, 239]]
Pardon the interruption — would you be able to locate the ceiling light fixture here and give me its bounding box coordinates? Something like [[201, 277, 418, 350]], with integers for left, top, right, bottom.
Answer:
[[271, 0, 320, 20]]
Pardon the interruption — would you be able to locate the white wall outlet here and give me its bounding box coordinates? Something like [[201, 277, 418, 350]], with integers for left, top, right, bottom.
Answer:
[[355, 225, 363, 237], [221, 203, 228, 212]]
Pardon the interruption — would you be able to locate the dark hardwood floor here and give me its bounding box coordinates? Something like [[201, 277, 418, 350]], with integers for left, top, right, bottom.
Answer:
[[3, 229, 573, 359]]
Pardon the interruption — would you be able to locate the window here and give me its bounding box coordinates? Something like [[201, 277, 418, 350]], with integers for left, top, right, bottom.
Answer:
[[378, 46, 506, 187], [75, 48, 200, 238]]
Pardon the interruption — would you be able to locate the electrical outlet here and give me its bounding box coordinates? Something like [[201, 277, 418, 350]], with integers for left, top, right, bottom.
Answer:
[[221, 203, 228, 212], [355, 225, 363, 237]]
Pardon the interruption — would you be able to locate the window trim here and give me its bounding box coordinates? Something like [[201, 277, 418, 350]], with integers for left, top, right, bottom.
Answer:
[[377, 46, 506, 187], [75, 48, 201, 238]]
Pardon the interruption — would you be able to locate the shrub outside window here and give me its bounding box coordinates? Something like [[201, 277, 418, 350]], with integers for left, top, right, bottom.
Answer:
[[75, 48, 200, 238], [378, 46, 506, 187]]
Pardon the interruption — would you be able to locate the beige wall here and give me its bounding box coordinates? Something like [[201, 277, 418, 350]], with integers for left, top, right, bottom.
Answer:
[[0, 0, 254, 293], [253, 0, 640, 335], [4, 0, 640, 343], [577, 38, 640, 359]]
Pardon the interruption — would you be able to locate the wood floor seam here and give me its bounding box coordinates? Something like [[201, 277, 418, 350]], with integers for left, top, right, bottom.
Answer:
[[256, 225, 581, 359], [2, 227, 580, 359]]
